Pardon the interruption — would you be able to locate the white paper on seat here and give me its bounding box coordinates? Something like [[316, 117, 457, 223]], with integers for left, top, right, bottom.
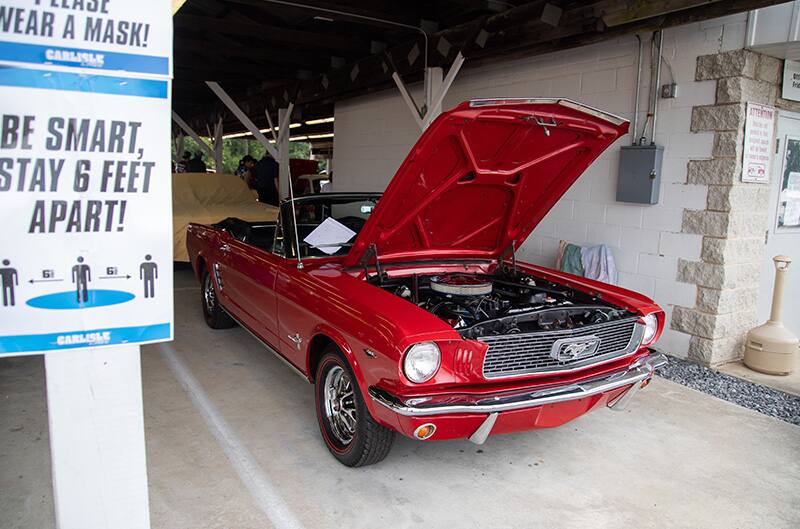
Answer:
[[303, 217, 357, 255]]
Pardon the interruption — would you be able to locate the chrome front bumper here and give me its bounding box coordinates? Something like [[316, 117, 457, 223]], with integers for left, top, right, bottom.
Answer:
[[369, 351, 667, 418]]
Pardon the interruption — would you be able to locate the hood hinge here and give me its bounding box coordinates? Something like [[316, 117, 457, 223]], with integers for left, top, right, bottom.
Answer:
[[360, 243, 384, 283], [499, 240, 517, 276]]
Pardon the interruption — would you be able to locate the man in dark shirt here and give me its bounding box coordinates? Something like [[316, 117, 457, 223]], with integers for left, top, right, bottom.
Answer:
[[255, 155, 280, 206], [187, 152, 207, 173], [176, 151, 191, 173]]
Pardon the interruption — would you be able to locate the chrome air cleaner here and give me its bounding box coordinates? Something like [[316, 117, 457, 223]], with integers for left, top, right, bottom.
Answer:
[[430, 275, 492, 296]]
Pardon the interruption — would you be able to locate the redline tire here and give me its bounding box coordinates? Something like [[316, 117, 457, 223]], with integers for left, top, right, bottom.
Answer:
[[201, 270, 235, 329], [315, 346, 395, 467]]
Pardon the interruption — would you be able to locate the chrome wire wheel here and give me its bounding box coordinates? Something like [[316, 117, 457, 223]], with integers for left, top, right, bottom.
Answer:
[[203, 274, 216, 313], [323, 365, 357, 446]]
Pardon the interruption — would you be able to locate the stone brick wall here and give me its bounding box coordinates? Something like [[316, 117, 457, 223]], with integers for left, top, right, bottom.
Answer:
[[672, 49, 782, 365]]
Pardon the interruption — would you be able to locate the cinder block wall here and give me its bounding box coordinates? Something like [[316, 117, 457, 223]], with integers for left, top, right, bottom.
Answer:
[[332, 14, 752, 360]]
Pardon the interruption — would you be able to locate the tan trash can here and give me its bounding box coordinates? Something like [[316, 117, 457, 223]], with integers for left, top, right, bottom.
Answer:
[[744, 256, 799, 375]]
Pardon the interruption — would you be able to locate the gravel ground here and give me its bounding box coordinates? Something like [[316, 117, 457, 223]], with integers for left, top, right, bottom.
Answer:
[[657, 355, 800, 426]]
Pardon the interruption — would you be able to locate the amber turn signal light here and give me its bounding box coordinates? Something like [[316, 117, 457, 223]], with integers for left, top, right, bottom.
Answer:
[[413, 423, 436, 440]]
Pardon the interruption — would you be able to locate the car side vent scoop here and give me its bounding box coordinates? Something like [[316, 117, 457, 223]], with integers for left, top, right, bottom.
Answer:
[[430, 275, 492, 296]]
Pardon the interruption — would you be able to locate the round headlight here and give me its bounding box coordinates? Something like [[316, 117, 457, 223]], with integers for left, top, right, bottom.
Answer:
[[403, 342, 441, 383], [642, 313, 659, 345]]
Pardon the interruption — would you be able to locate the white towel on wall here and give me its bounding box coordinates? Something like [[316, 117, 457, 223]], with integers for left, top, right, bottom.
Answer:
[[580, 244, 617, 285]]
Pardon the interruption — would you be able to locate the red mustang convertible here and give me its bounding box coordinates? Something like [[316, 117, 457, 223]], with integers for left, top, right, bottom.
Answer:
[[187, 99, 666, 466]]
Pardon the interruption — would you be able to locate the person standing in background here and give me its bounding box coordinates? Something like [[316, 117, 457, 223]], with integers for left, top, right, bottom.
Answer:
[[255, 154, 280, 206], [175, 151, 191, 173], [187, 152, 207, 173], [239, 155, 258, 189]]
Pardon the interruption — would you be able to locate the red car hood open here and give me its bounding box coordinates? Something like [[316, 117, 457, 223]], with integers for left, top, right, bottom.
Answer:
[[344, 98, 628, 267]]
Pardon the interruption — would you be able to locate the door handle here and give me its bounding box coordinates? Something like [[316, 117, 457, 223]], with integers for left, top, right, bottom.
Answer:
[[219, 244, 231, 253]]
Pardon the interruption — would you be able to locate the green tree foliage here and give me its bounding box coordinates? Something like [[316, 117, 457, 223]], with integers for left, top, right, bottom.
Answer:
[[173, 137, 314, 173]]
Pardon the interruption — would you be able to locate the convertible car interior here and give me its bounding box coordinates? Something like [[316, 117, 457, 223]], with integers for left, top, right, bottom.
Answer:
[[214, 217, 277, 253], [214, 194, 379, 258]]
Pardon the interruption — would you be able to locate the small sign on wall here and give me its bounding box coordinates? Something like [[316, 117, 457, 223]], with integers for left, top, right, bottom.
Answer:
[[782, 60, 800, 102], [742, 103, 775, 184]]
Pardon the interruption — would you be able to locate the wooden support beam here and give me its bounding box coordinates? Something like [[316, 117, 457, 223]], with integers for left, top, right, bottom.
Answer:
[[423, 52, 465, 130], [206, 81, 280, 159], [171, 111, 217, 162], [276, 102, 295, 147], [278, 107, 291, 200]]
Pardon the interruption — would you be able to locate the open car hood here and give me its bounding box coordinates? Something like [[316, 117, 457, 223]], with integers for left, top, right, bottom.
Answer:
[[344, 98, 628, 267]]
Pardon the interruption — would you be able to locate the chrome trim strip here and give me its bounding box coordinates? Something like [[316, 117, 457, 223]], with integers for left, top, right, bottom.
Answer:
[[368, 352, 667, 417], [468, 97, 628, 126], [221, 306, 310, 382]]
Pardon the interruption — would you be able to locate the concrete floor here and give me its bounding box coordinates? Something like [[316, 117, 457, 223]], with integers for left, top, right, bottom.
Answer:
[[718, 360, 800, 397], [2, 268, 799, 529]]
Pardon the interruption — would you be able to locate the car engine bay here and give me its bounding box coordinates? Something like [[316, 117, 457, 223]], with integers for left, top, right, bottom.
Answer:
[[375, 268, 634, 339]]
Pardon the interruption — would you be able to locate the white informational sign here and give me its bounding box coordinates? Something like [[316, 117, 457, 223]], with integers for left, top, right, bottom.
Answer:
[[742, 103, 775, 184], [782, 59, 800, 102], [0, 0, 173, 355]]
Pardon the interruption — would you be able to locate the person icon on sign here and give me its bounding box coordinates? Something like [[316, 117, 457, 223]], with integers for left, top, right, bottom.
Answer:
[[140, 255, 158, 299], [0, 259, 18, 307], [72, 256, 91, 303]]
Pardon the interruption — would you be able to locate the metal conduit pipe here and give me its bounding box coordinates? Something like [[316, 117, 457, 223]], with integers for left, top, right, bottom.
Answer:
[[632, 34, 643, 146], [650, 30, 664, 145]]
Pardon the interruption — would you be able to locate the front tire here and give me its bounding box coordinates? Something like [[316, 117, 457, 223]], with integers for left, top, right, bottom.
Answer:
[[201, 269, 235, 329], [315, 347, 395, 466]]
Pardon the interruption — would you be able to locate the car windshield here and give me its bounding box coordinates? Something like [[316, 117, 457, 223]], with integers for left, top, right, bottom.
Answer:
[[279, 194, 380, 258]]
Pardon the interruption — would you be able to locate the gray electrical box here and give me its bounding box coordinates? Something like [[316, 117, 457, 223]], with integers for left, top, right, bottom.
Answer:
[[616, 144, 663, 204]]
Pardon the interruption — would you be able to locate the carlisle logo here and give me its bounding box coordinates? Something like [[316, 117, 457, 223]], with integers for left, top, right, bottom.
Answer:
[[56, 331, 111, 346], [551, 336, 600, 362], [45, 48, 106, 68]]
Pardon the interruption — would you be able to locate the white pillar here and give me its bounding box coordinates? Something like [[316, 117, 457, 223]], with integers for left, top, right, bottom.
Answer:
[[45, 345, 150, 529], [212, 118, 224, 171], [392, 53, 465, 132], [424, 66, 443, 123], [423, 53, 465, 130], [278, 107, 291, 200]]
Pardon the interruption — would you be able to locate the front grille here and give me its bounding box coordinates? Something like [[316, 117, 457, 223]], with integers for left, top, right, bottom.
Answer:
[[480, 317, 642, 379]]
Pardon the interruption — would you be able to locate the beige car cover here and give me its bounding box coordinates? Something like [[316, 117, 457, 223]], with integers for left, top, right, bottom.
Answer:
[[172, 172, 279, 261]]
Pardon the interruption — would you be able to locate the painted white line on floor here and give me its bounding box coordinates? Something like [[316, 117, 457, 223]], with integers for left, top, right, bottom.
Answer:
[[158, 343, 305, 529]]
